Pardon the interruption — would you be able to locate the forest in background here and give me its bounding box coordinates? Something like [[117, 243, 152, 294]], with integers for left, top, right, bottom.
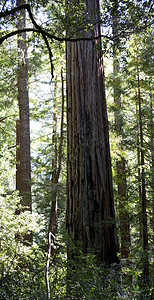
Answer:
[[0, 0, 153, 299]]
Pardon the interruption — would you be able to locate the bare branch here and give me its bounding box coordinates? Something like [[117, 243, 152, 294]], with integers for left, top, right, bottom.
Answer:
[[0, 4, 153, 56], [0, 4, 54, 77], [0, 27, 113, 45]]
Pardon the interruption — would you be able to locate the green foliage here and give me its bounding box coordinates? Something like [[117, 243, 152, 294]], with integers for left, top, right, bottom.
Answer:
[[0, 240, 153, 299], [64, 251, 152, 299], [0, 183, 47, 299], [0, 247, 47, 299], [0, 1, 153, 299]]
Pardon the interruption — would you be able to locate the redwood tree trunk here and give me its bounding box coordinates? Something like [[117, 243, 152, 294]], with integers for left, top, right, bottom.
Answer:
[[66, 0, 119, 265], [17, 0, 32, 243]]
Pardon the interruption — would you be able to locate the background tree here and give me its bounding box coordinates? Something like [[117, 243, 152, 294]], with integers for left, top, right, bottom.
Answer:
[[111, 0, 131, 260], [16, 0, 32, 243], [48, 68, 65, 236]]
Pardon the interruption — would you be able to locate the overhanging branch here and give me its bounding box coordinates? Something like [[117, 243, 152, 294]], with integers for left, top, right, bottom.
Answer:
[[0, 3, 113, 44], [1, 24, 151, 46], [0, 3, 153, 70], [0, 27, 113, 45], [0, 4, 55, 78], [1, 3, 152, 44]]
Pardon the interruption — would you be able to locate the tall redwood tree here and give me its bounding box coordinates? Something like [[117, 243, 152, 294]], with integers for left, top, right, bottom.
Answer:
[[66, 0, 119, 265]]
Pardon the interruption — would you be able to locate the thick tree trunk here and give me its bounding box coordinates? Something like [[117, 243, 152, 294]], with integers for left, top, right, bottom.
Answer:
[[66, 0, 119, 265], [16, 0, 32, 243]]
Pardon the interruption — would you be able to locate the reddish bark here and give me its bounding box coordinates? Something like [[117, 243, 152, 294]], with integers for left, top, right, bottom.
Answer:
[[66, 0, 119, 265]]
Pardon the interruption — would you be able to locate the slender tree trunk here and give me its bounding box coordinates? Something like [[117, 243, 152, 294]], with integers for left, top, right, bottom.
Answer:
[[46, 70, 65, 298], [137, 60, 149, 282], [113, 54, 131, 260], [16, 120, 20, 191], [116, 159, 131, 258], [16, 0, 32, 243], [48, 69, 65, 235], [136, 97, 142, 241], [149, 88, 154, 242], [137, 132, 143, 240], [49, 77, 58, 235], [66, 0, 119, 266], [112, 0, 131, 260]]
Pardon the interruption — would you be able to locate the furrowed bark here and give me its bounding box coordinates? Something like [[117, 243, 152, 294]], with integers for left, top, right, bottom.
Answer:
[[66, 0, 119, 266]]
